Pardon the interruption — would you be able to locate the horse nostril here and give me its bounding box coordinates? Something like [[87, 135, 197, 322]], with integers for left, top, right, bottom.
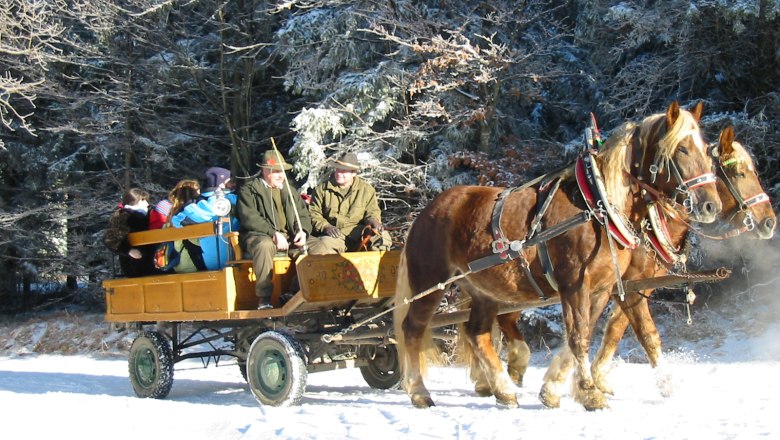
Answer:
[[701, 201, 716, 216], [764, 218, 776, 233]]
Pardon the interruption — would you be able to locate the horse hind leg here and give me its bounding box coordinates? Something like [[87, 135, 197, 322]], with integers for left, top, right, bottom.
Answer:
[[394, 250, 443, 408], [497, 312, 530, 387], [457, 320, 493, 397], [463, 294, 519, 407]]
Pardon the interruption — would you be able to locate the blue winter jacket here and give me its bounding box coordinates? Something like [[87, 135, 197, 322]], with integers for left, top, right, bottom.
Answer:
[[171, 190, 240, 270]]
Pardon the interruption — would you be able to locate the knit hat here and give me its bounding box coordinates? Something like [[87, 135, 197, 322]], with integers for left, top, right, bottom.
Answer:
[[258, 150, 293, 171], [204, 167, 231, 190], [331, 152, 360, 171]]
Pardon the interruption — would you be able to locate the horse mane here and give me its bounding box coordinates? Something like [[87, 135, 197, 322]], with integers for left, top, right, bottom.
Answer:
[[589, 108, 705, 210], [596, 121, 637, 206], [640, 108, 706, 160]]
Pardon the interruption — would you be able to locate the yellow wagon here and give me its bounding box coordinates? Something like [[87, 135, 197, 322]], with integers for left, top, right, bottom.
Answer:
[[103, 218, 401, 406]]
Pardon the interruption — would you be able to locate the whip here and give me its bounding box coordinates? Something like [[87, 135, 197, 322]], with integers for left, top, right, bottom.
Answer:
[[270, 138, 308, 254]]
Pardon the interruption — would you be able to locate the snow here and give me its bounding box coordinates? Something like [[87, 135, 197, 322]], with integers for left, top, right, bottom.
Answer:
[[2, 308, 779, 439]]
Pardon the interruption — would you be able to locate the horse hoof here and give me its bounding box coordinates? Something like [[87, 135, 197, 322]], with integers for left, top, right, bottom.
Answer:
[[593, 375, 614, 395], [581, 392, 609, 411], [583, 399, 609, 411], [596, 383, 614, 396], [495, 391, 519, 408], [538, 386, 560, 409], [474, 385, 493, 397], [508, 368, 525, 388], [411, 394, 435, 408]]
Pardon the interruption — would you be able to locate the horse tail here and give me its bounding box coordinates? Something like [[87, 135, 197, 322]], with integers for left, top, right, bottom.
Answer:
[[393, 248, 441, 391]]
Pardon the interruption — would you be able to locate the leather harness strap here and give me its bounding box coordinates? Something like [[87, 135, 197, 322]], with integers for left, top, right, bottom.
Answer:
[[534, 177, 563, 292], [467, 169, 592, 299]]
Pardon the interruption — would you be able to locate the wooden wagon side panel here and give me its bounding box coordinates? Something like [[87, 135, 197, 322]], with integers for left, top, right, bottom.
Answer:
[[103, 266, 254, 322], [296, 250, 401, 302]]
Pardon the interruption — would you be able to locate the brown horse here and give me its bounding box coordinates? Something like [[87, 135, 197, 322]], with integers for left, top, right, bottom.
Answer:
[[471, 125, 776, 407], [587, 125, 776, 395], [394, 101, 721, 410]]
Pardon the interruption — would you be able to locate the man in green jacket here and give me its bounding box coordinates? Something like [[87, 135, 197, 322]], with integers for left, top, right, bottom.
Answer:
[[308, 152, 392, 254], [237, 150, 318, 309]]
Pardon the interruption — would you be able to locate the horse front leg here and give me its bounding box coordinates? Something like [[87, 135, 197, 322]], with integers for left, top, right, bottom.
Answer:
[[562, 292, 608, 411], [538, 346, 575, 409], [618, 291, 675, 397], [464, 296, 519, 407], [592, 301, 630, 395]]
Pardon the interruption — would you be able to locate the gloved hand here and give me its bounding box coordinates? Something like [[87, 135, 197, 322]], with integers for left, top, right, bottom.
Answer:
[[366, 218, 382, 231], [323, 224, 342, 238]]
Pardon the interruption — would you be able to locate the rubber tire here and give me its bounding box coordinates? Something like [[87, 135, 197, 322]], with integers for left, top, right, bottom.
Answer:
[[246, 331, 307, 407], [359, 344, 401, 390], [128, 331, 174, 399], [238, 361, 248, 382]]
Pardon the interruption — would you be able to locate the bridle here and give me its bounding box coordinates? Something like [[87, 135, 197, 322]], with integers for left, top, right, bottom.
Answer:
[[711, 145, 771, 235], [631, 127, 718, 219]]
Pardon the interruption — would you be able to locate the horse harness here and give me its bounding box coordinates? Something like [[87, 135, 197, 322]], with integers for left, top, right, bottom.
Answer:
[[467, 149, 640, 300], [467, 123, 719, 302]]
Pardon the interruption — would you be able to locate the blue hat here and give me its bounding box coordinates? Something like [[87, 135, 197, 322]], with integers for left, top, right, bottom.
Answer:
[[205, 167, 231, 190]]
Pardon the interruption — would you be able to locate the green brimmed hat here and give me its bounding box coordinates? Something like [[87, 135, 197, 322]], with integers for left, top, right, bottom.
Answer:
[[258, 150, 292, 171], [330, 152, 360, 171]]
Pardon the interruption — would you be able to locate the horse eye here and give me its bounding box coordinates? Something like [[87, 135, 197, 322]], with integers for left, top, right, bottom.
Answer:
[[677, 146, 690, 156]]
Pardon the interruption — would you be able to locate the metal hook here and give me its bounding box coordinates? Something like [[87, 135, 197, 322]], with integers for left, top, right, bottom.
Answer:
[[743, 212, 756, 231]]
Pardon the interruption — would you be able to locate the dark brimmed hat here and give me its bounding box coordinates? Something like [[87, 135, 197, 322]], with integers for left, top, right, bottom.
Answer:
[[204, 167, 231, 189], [331, 152, 360, 171], [258, 150, 292, 171]]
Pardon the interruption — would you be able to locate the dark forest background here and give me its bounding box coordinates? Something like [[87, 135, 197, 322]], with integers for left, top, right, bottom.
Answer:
[[2, 0, 779, 311]]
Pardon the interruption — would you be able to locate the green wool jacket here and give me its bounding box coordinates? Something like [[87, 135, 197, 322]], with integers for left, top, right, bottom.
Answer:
[[237, 178, 312, 243], [310, 176, 381, 237]]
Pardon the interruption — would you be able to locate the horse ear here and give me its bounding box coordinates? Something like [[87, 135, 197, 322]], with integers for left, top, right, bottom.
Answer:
[[690, 101, 704, 122], [666, 101, 681, 127], [719, 126, 735, 157]]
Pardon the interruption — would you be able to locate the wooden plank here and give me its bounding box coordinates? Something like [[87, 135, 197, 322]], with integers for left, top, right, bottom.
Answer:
[[103, 267, 245, 322], [296, 250, 401, 302], [127, 222, 217, 246]]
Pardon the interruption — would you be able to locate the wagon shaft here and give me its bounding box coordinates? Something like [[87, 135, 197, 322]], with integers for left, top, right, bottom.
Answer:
[[426, 268, 730, 330], [621, 267, 731, 292]]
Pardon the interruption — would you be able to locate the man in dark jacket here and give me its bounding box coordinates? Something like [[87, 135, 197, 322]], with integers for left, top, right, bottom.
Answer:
[[308, 152, 392, 254], [237, 151, 317, 309]]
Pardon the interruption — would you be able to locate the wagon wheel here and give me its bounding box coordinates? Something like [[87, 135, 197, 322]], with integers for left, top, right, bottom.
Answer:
[[128, 331, 174, 399], [236, 328, 263, 383], [246, 331, 307, 407], [238, 361, 248, 382], [359, 344, 401, 390]]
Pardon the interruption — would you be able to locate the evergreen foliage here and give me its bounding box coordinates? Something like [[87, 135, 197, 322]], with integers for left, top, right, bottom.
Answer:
[[0, 0, 778, 310]]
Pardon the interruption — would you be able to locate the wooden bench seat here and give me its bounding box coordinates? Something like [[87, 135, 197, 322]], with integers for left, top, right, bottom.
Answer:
[[128, 218, 242, 260]]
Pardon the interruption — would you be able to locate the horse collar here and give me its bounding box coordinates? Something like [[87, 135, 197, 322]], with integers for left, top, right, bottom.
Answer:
[[575, 153, 640, 249], [644, 202, 686, 266]]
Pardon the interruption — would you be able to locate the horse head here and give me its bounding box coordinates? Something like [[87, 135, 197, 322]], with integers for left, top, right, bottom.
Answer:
[[711, 126, 776, 239], [635, 101, 721, 223]]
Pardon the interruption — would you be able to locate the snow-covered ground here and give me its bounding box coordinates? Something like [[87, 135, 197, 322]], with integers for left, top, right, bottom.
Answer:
[[1, 302, 779, 439], [2, 236, 779, 439]]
